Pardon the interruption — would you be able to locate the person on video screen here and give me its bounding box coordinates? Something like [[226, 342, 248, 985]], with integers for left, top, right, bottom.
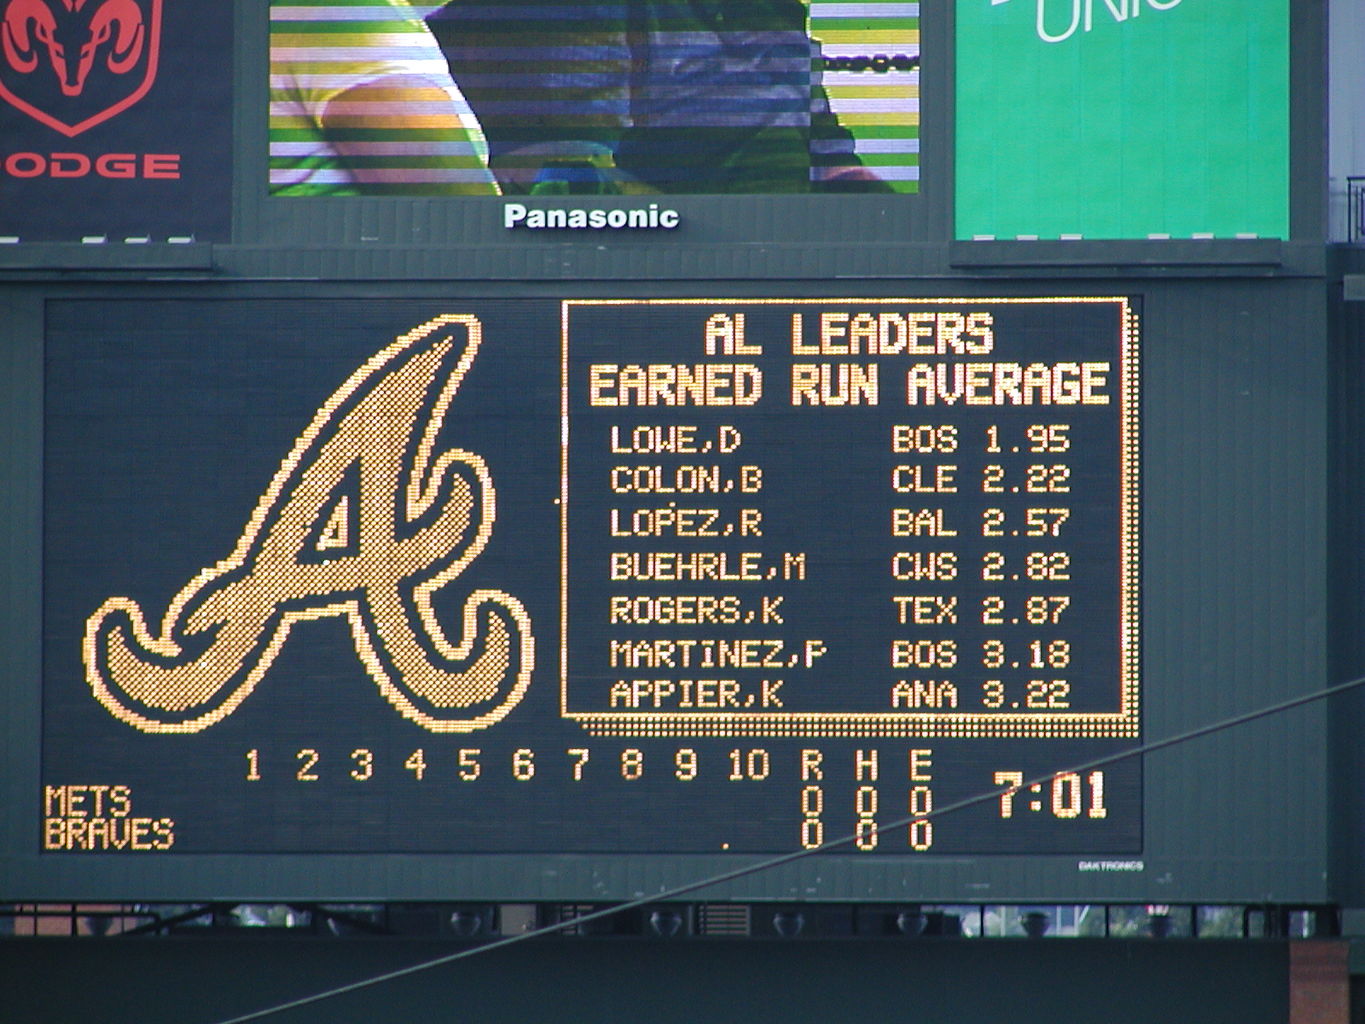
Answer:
[[425, 0, 891, 195], [270, 0, 499, 195]]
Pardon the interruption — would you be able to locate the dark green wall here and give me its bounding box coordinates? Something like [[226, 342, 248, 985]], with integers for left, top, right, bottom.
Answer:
[[1329, 249, 1365, 905], [0, 936, 1290, 1024]]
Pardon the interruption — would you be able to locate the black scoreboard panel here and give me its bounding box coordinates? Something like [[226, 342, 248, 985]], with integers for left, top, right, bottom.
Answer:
[[41, 296, 1137, 858], [562, 299, 1137, 734], [2, 280, 1328, 903]]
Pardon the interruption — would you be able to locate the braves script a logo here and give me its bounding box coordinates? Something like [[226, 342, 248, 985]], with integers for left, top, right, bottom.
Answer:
[[1, 0, 160, 135], [84, 315, 534, 734]]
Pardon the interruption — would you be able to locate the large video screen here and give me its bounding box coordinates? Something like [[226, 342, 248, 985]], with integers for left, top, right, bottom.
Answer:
[[41, 296, 1138, 860], [268, 1, 921, 197]]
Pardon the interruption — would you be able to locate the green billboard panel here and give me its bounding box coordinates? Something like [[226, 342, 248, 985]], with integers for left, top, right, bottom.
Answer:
[[956, 0, 1288, 240]]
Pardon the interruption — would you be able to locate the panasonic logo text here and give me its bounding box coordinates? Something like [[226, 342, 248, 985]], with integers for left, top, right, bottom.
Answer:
[[504, 203, 680, 231]]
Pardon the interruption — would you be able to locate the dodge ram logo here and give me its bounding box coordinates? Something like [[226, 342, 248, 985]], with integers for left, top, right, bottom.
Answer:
[[0, 0, 160, 136]]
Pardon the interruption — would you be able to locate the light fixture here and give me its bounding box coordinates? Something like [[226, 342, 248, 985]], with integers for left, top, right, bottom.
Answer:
[[449, 908, 486, 938], [648, 908, 684, 938], [896, 909, 927, 937], [772, 911, 804, 938]]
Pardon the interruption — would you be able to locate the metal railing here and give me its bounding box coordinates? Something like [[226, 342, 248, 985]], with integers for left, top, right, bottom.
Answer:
[[1349, 176, 1365, 243]]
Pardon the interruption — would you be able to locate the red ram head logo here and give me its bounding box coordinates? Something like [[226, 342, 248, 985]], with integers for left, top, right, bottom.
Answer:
[[0, 0, 160, 136]]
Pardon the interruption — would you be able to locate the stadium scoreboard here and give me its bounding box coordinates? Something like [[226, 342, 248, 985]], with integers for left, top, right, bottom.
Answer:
[[39, 295, 1140, 861], [0, 0, 1333, 916]]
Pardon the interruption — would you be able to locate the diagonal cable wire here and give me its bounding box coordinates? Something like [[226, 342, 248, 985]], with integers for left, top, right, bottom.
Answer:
[[210, 674, 1363, 1024]]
